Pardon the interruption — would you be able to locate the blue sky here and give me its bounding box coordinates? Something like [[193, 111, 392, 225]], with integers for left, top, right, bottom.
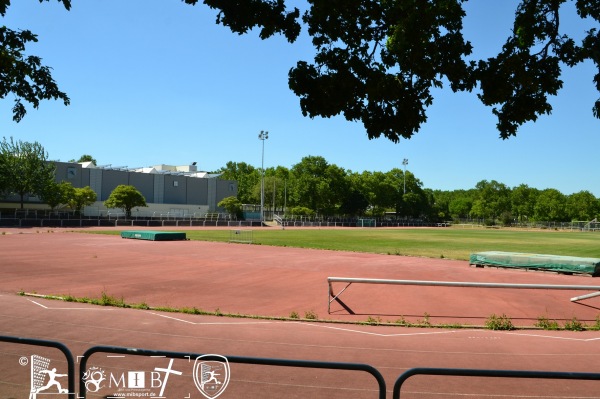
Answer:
[[2, 1, 599, 196]]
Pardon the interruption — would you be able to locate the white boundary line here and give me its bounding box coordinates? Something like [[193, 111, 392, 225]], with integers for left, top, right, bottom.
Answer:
[[20, 296, 600, 342], [300, 322, 463, 337], [149, 312, 278, 325], [27, 298, 113, 310], [505, 331, 600, 342]]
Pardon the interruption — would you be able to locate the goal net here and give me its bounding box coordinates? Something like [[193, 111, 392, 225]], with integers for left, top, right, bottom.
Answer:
[[229, 230, 253, 244]]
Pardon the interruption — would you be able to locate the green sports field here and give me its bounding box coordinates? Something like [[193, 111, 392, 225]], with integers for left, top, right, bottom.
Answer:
[[94, 227, 600, 261]]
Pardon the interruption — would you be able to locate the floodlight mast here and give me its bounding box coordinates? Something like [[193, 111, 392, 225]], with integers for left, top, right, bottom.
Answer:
[[258, 130, 269, 223], [402, 158, 408, 195]]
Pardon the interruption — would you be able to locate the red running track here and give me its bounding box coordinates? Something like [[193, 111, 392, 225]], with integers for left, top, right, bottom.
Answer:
[[1, 227, 600, 398]]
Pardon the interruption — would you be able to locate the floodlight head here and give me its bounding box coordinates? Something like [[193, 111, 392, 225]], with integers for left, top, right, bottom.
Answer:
[[258, 130, 269, 140]]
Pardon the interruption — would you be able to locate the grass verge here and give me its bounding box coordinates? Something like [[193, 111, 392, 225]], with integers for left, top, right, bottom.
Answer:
[[84, 227, 600, 261]]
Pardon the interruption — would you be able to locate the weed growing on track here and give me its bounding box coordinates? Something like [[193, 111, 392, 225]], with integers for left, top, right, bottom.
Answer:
[[564, 317, 585, 331], [485, 313, 514, 330], [364, 316, 382, 325], [535, 316, 560, 330], [17, 291, 599, 330], [304, 310, 318, 320]]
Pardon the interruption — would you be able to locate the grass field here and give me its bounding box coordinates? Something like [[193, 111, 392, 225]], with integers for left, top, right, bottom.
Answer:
[[92, 227, 600, 261]]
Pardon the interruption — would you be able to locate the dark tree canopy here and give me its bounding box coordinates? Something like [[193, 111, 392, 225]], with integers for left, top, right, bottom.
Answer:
[[3, 0, 598, 141], [185, 0, 301, 41], [287, 0, 600, 142], [195, 0, 599, 142], [0, 0, 71, 122]]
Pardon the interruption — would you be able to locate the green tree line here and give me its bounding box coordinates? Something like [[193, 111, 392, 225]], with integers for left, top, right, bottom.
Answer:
[[218, 156, 600, 223], [2, 138, 598, 223]]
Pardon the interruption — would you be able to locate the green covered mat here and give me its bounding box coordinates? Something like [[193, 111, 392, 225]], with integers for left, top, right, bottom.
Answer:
[[120, 230, 187, 241], [470, 251, 600, 276]]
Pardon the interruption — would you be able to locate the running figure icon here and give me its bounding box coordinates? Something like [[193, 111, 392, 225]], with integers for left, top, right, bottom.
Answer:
[[201, 370, 222, 389], [36, 368, 68, 394]]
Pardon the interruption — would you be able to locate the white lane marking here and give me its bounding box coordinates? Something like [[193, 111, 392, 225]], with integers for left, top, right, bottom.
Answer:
[[149, 312, 278, 325], [28, 298, 113, 310], [147, 313, 461, 337], [301, 322, 463, 337], [505, 331, 600, 342], [21, 297, 600, 342]]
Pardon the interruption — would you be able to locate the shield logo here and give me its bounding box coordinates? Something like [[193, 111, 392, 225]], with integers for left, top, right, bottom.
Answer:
[[193, 354, 230, 399]]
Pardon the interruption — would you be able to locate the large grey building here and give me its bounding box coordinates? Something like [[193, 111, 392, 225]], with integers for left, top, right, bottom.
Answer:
[[42, 162, 236, 217]]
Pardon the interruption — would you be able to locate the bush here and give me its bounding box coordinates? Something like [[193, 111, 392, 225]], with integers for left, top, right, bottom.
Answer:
[[290, 206, 315, 217]]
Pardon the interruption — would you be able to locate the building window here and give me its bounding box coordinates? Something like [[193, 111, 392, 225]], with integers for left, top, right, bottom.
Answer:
[[173, 181, 178, 187], [67, 167, 76, 179]]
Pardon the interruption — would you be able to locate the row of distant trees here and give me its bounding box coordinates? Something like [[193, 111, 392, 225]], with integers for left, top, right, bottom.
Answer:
[[217, 157, 600, 223], [0, 138, 147, 218], [1, 138, 598, 223]]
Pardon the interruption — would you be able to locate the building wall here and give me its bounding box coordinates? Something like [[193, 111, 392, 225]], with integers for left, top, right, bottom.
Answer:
[[129, 172, 155, 203], [101, 170, 129, 201], [163, 175, 187, 204], [7, 161, 238, 215], [187, 177, 208, 205]]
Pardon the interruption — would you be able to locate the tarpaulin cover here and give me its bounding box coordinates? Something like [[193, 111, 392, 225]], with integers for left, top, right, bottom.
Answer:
[[469, 251, 600, 276], [120, 230, 187, 241]]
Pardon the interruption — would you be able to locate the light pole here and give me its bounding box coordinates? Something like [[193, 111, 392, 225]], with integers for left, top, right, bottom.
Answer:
[[402, 158, 408, 195], [258, 130, 269, 222]]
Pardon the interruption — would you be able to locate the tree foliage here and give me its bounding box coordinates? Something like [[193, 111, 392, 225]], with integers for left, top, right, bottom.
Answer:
[[67, 185, 96, 215], [534, 188, 567, 221], [215, 155, 600, 223], [4, 1, 597, 139], [0, 137, 55, 208], [184, 0, 600, 141], [39, 180, 73, 211], [289, 0, 474, 142], [289, 156, 350, 215], [566, 190, 599, 220], [185, 0, 301, 42], [218, 195, 243, 218], [217, 161, 259, 204], [0, 0, 71, 122], [68, 154, 97, 165], [104, 184, 147, 218]]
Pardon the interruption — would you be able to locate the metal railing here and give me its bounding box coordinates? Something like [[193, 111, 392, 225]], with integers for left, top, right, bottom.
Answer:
[[0, 335, 75, 399], [79, 345, 386, 399], [328, 276, 600, 313], [2, 335, 600, 398], [393, 367, 600, 398]]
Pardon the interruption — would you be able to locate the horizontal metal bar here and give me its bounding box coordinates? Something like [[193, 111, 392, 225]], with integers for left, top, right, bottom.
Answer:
[[571, 291, 600, 301], [393, 367, 600, 399], [328, 277, 600, 291]]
